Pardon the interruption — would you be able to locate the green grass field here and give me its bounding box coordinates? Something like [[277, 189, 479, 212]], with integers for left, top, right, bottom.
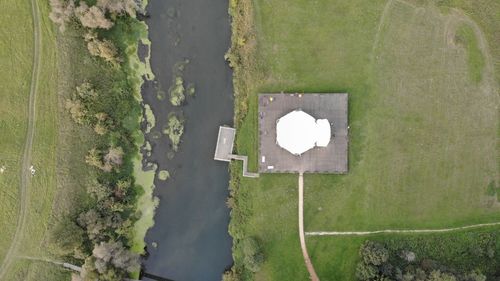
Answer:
[[0, 0, 32, 264], [231, 0, 500, 279], [0, 1, 97, 280]]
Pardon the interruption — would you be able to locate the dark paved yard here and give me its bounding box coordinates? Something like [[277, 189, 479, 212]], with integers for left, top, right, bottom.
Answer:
[[258, 93, 348, 173]]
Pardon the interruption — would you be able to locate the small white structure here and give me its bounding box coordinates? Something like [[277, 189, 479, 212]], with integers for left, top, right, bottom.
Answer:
[[276, 110, 331, 155], [29, 165, 36, 176]]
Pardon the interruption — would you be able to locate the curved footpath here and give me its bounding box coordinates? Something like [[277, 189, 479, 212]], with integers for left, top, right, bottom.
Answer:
[[306, 222, 500, 236], [0, 0, 41, 278], [298, 173, 319, 281]]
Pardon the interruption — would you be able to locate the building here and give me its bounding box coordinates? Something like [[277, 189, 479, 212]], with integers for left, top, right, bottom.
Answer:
[[258, 93, 348, 174], [214, 93, 348, 176]]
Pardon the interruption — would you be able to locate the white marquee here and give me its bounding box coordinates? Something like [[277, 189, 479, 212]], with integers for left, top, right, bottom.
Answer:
[[276, 110, 331, 155]]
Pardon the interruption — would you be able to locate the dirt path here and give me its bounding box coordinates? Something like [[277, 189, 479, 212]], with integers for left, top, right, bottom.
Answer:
[[305, 221, 500, 236], [298, 173, 320, 281], [0, 0, 41, 278]]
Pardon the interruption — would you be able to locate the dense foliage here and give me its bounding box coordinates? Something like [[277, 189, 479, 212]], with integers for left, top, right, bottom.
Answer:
[[49, 0, 148, 280], [355, 237, 500, 281]]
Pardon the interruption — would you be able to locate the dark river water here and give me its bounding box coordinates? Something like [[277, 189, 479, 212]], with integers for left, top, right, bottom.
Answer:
[[141, 0, 234, 280]]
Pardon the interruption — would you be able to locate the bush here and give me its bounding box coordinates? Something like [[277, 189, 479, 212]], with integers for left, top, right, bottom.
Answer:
[[158, 170, 170, 181], [356, 240, 491, 281], [50, 1, 156, 280], [355, 262, 377, 280], [222, 269, 240, 281], [169, 76, 185, 106], [242, 237, 264, 272], [359, 241, 389, 266]]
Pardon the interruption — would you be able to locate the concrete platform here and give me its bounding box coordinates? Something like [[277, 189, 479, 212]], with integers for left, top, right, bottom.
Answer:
[[214, 126, 235, 162], [214, 126, 259, 178], [258, 93, 348, 174]]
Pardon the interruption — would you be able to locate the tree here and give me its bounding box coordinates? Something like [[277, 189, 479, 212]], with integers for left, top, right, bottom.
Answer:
[[92, 241, 140, 273], [49, 0, 75, 32], [464, 271, 487, 281], [96, 0, 137, 17], [360, 241, 389, 266], [84, 31, 119, 64], [77, 209, 106, 241], [75, 2, 113, 29], [427, 270, 457, 281]]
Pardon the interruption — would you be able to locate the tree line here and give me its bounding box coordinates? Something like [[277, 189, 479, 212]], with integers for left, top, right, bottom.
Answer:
[[49, 0, 148, 280]]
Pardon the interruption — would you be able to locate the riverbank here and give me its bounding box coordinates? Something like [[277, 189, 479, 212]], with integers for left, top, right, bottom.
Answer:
[[48, 1, 157, 280]]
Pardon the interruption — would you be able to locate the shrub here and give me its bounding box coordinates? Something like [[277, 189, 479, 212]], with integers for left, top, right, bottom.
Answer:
[[158, 170, 170, 181], [222, 269, 240, 281], [186, 83, 196, 96], [163, 114, 184, 151], [169, 76, 185, 106], [242, 237, 264, 272], [427, 270, 457, 281], [66, 99, 87, 124], [51, 218, 84, 255]]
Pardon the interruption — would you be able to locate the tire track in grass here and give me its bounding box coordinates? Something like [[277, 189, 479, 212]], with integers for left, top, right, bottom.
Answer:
[[0, 0, 41, 278]]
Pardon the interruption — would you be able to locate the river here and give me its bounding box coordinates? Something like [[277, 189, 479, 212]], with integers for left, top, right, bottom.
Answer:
[[141, 0, 234, 280]]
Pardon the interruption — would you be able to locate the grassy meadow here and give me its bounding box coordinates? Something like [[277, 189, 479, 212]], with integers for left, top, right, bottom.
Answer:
[[229, 0, 500, 279], [0, 0, 32, 265], [0, 0, 97, 280]]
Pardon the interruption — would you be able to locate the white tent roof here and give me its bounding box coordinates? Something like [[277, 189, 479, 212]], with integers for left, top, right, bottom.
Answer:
[[276, 110, 331, 155]]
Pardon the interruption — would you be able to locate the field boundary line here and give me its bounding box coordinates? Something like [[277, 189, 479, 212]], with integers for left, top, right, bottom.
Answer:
[[0, 0, 41, 278], [305, 222, 500, 236]]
